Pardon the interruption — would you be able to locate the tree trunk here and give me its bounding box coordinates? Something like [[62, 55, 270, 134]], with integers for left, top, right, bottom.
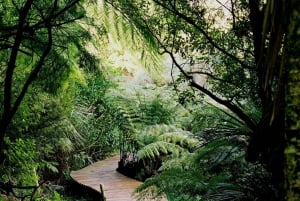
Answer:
[[284, 1, 300, 200], [0, 0, 34, 149], [247, 3, 287, 194], [0, 0, 53, 150]]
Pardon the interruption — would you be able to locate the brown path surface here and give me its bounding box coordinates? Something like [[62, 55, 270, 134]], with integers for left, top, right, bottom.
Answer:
[[70, 155, 167, 201]]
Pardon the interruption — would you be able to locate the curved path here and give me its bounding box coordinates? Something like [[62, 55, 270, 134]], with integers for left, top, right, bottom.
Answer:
[[70, 155, 167, 201]]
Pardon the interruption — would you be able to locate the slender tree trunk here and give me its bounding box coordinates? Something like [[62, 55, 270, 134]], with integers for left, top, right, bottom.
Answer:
[[284, 1, 300, 200], [247, 2, 288, 199], [0, 0, 53, 150], [0, 0, 34, 149]]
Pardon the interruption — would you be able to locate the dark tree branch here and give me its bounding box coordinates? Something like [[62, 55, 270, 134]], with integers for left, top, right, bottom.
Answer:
[[190, 80, 256, 131], [30, 0, 82, 31], [4, 0, 34, 114], [0, 0, 83, 40], [0, 0, 63, 148], [216, 0, 231, 13], [0, 0, 34, 148], [52, 15, 84, 27], [11, 17, 53, 119], [187, 70, 239, 88], [146, 21, 256, 130], [152, 0, 253, 70], [230, 0, 236, 31]]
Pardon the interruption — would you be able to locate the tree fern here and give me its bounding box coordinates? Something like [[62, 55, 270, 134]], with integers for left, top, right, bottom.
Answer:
[[158, 152, 195, 171], [137, 124, 180, 136], [105, 90, 178, 131], [134, 121, 254, 199], [158, 132, 201, 152], [136, 133, 275, 201], [135, 141, 243, 201], [135, 123, 201, 148], [106, 90, 138, 115], [137, 141, 185, 160], [191, 104, 252, 139]]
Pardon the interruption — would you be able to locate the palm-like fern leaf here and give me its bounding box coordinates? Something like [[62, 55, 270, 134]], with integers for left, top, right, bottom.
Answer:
[[137, 141, 185, 160], [105, 90, 139, 130], [158, 131, 201, 151], [139, 124, 179, 135], [99, 0, 162, 72], [158, 152, 195, 171]]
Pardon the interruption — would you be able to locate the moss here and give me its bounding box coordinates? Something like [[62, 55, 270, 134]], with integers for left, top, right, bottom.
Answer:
[[284, 1, 300, 200]]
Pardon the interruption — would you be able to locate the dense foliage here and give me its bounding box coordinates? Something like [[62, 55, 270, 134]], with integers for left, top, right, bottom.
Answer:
[[0, 0, 299, 201], [104, 0, 300, 200], [0, 1, 119, 199]]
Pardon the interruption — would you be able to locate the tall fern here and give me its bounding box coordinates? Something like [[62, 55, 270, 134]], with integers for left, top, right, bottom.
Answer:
[[131, 100, 274, 201]]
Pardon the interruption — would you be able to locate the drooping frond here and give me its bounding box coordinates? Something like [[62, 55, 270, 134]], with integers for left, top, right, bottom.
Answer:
[[158, 131, 201, 151], [135, 124, 202, 172], [135, 136, 248, 200], [159, 136, 241, 173], [158, 152, 195, 171], [194, 139, 233, 163], [139, 124, 180, 135], [98, 0, 163, 72], [106, 89, 179, 131], [137, 141, 186, 160], [104, 89, 139, 131], [136, 124, 180, 145], [136, 124, 202, 149]]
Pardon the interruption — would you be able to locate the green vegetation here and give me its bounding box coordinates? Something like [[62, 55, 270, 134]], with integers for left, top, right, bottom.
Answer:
[[0, 0, 299, 201]]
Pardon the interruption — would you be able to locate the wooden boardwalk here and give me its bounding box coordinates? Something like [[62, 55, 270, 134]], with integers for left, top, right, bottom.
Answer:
[[70, 155, 167, 201]]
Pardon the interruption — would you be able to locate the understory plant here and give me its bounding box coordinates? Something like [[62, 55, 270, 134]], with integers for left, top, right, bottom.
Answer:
[[134, 124, 201, 181], [70, 69, 119, 166], [0, 88, 78, 183], [134, 105, 275, 201]]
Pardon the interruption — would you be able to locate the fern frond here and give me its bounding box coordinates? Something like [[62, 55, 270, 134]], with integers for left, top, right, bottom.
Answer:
[[137, 141, 185, 160], [194, 139, 231, 162], [134, 185, 167, 201], [105, 90, 139, 130], [159, 152, 195, 171], [39, 117, 85, 150], [139, 124, 180, 136], [136, 125, 180, 147], [41, 160, 59, 173], [136, 167, 208, 200], [99, 0, 163, 72], [158, 131, 201, 151], [211, 146, 240, 165]]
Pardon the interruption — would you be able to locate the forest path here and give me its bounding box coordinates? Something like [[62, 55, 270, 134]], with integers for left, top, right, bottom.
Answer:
[[70, 155, 167, 201]]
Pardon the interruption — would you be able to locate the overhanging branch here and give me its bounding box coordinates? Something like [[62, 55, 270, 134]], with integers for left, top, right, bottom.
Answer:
[[2, 0, 34, 122], [11, 19, 53, 117], [189, 81, 256, 130], [153, 0, 253, 70], [105, 0, 257, 130], [150, 25, 256, 130]]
